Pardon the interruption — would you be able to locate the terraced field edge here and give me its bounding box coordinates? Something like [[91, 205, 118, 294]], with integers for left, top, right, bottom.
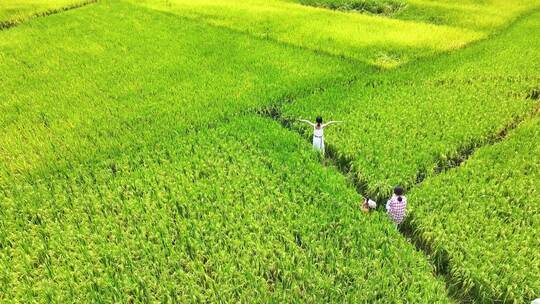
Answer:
[[0, 0, 97, 30]]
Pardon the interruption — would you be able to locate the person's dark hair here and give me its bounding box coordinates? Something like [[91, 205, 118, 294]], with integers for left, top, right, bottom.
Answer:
[[394, 186, 404, 196], [316, 116, 323, 124]]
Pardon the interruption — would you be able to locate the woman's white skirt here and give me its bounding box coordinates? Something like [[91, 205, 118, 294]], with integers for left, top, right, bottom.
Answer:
[[313, 136, 324, 152]]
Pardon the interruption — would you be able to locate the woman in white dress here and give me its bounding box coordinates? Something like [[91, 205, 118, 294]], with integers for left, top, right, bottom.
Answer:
[[298, 116, 342, 155]]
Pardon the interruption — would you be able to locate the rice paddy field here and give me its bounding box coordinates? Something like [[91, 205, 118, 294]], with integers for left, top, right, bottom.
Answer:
[[0, 0, 94, 28], [1, 0, 539, 303]]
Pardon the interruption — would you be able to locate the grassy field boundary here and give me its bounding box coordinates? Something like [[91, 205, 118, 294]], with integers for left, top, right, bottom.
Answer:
[[129, 0, 490, 68], [121, 0, 372, 67], [132, 0, 539, 70], [395, 5, 540, 72], [0, 0, 97, 31], [296, 0, 407, 16]]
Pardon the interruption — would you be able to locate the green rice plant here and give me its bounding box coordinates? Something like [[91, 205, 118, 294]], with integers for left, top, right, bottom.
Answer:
[[0, 4, 450, 300], [282, 9, 540, 200], [397, 0, 540, 31], [0, 0, 356, 179], [130, 0, 483, 67], [0, 116, 451, 302], [0, 0, 95, 29], [296, 0, 406, 15], [408, 115, 540, 303], [290, 0, 540, 31], [2, 0, 538, 302]]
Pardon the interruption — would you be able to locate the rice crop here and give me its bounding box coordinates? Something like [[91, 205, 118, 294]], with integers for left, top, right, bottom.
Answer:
[[294, 0, 406, 15], [408, 115, 540, 303], [131, 0, 483, 67], [0, 0, 355, 179], [292, 0, 540, 31], [0, 0, 94, 29], [0, 116, 452, 302], [280, 9, 540, 302], [397, 0, 540, 31], [282, 9, 540, 200], [2, 0, 539, 302]]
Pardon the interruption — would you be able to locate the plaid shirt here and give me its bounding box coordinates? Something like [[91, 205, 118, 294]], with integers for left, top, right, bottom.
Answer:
[[386, 195, 407, 225]]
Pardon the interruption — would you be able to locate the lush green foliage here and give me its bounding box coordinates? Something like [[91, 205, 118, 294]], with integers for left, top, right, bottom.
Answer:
[[0, 116, 451, 302], [292, 0, 540, 31], [282, 10, 540, 200], [131, 0, 482, 67], [0, 0, 355, 179], [0, 0, 93, 28], [2, 0, 539, 302], [295, 0, 405, 15], [397, 0, 539, 31], [0, 2, 452, 302], [409, 116, 540, 303]]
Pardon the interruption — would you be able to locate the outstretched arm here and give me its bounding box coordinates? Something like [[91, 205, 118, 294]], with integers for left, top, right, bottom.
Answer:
[[322, 121, 343, 128], [298, 119, 316, 127]]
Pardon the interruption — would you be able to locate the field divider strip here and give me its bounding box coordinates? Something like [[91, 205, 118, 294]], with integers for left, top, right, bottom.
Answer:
[[122, 1, 376, 68], [133, 2, 540, 78], [0, 0, 98, 31], [419, 96, 540, 185]]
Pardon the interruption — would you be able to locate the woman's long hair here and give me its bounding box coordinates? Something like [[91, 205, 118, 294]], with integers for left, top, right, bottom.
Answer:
[[316, 116, 323, 127]]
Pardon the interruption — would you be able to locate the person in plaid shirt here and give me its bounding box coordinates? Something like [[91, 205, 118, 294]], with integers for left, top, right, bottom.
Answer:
[[386, 186, 407, 225]]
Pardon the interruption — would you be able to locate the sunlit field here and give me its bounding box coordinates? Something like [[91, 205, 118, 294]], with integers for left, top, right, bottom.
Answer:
[[0, 0, 93, 28], [1, 0, 539, 302]]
